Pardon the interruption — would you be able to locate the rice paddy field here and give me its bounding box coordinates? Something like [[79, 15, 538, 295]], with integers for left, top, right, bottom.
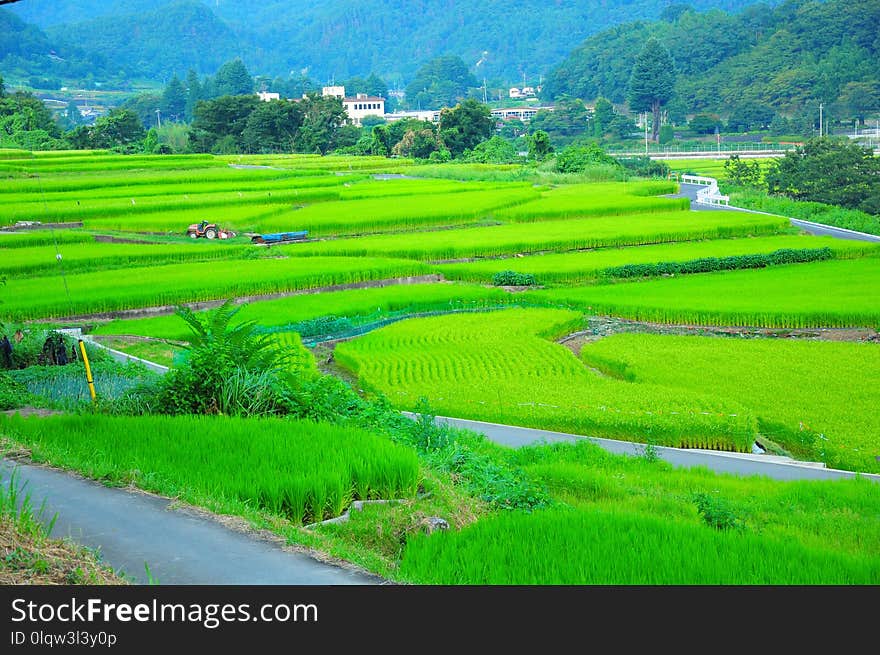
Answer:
[[438, 235, 879, 284], [0, 414, 420, 524], [335, 308, 758, 451], [3, 149, 879, 586], [527, 258, 880, 328]]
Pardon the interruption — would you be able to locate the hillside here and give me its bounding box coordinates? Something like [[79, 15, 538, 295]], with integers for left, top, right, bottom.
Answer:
[[10, 0, 767, 83], [0, 8, 113, 83], [543, 0, 880, 118]]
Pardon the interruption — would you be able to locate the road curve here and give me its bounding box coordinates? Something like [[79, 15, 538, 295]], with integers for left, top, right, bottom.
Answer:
[[420, 414, 880, 484], [0, 459, 381, 585]]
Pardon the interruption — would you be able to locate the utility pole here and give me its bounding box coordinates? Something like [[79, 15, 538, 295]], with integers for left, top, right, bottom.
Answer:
[[818, 103, 823, 137], [644, 112, 648, 154], [155, 109, 161, 128]]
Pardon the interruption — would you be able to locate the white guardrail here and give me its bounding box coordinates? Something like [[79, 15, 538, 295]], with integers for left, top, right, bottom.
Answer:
[[680, 174, 730, 207]]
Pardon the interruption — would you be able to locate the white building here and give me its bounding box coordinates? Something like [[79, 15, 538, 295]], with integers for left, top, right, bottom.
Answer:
[[384, 109, 441, 124], [321, 86, 386, 127], [257, 91, 280, 102], [491, 106, 553, 123]]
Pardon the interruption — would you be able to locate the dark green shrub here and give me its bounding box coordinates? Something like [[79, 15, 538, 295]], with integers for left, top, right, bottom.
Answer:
[[493, 270, 538, 286], [692, 492, 746, 531], [600, 247, 833, 280]]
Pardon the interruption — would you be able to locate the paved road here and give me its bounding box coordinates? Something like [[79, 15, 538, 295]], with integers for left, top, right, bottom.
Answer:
[[678, 182, 880, 242], [0, 459, 381, 585], [414, 414, 880, 483]]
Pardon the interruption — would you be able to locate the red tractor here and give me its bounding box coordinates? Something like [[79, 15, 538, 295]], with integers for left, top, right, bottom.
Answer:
[[186, 221, 236, 240]]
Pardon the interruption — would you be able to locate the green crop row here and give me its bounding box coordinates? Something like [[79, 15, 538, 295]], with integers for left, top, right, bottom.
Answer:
[[92, 283, 516, 341], [1, 256, 431, 321], [0, 154, 225, 174], [581, 333, 880, 474], [0, 413, 420, 524], [527, 258, 880, 328], [251, 187, 541, 237], [599, 247, 834, 279], [494, 181, 688, 221], [334, 308, 758, 451], [0, 230, 95, 249], [0, 240, 252, 278], [1, 184, 348, 229], [399, 507, 880, 584], [286, 211, 790, 260], [437, 235, 875, 284], [77, 204, 289, 235], [0, 165, 331, 195]]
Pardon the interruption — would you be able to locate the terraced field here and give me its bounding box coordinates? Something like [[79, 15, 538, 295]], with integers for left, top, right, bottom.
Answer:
[[581, 334, 880, 473], [335, 308, 758, 451], [438, 235, 878, 284], [3, 149, 880, 587], [528, 258, 880, 328]]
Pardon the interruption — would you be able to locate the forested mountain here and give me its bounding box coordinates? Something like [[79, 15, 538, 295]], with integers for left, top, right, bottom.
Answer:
[[45, 1, 240, 82], [0, 8, 114, 84], [543, 0, 880, 121], [8, 0, 767, 84]]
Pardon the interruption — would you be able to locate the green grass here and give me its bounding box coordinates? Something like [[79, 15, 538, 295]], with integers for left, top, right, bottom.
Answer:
[[1, 256, 431, 321], [527, 258, 880, 328], [399, 506, 880, 584], [285, 211, 790, 260], [437, 235, 877, 284], [335, 308, 757, 451], [0, 413, 420, 524], [91, 283, 517, 341], [581, 333, 880, 473]]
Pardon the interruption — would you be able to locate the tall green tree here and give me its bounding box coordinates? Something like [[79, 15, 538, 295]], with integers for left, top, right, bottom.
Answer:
[[627, 38, 676, 142], [293, 93, 348, 155], [88, 109, 146, 151], [189, 95, 260, 153], [184, 69, 203, 122], [406, 55, 478, 109], [161, 75, 187, 122], [241, 100, 304, 154], [438, 98, 494, 158], [765, 137, 880, 214], [211, 59, 253, 97], [835, 81, 880, 126]]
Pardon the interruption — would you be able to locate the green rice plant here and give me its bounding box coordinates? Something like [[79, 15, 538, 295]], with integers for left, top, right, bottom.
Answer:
[[494, 181, 688, 222], [527, 258, 880, 329], [398, 507, 880, 584], [76, 205, 290, 235], [0, 231, 95, 249], [0, 165, 333, 196], [334, 308, 758, 451], [0, 154, 225, 174], [581, 333, 880, 474], [0, 240, 252, 278], [252, 187, 541, 236], [287, 211, 790, 260], [0, 413, 420, 524], [91, 283, 517, 341], [438, 235, 877, 284], [1, 256, 431, 321], [1, 186, 346, 231]]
